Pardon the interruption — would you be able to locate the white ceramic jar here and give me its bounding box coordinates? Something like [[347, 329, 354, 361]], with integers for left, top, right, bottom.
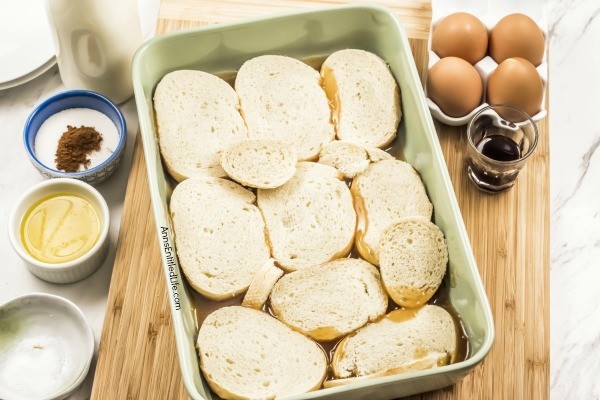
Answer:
[[46, 0, 142, 103]]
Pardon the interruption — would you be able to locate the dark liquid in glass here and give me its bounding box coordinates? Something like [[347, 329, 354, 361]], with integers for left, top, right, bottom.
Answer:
[[468, 135, 523, 192], [476, 135, 521, 162]]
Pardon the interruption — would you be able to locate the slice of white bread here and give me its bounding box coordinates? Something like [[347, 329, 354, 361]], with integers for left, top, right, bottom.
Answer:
[[270, 258, 388, 341], [379, 218, 448, 307], [197, 306, 327, 400], [169, 177, 270, 300], [257, 162, 356, 271], [235, 55, 334, 160], [242, 259, 284, 310], [321, 49, 401, 148], [366, 147, 394, 163], [352, 159, 433, 265], [318, 141, 370, 179], [324, 352, 448, 388], [331, 305, 457, 379], [220, 139, 297, 189], [154, 70, 247, 181], [318, 140, 396, 178]]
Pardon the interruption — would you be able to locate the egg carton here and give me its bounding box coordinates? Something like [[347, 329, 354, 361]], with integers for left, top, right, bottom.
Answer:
[[426, 0, 548, 126]]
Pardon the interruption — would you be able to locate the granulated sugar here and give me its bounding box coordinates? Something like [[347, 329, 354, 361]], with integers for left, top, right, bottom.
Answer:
[[0, 305, 89, 399], [34, 108, 120, 172], [0, 335, 77, 398]]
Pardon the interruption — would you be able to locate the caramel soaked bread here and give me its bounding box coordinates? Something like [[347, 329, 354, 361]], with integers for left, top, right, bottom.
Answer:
[[270, 258, 388, 341], [352, 159, 433, 265], [321, 49, 401, 148], [379, 218, 448, 308], [324, 352, 448, 388], [197, 306, 327, 400], [331, 305, 457, 379]]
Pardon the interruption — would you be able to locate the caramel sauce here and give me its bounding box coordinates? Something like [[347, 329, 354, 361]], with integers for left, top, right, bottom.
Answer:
[[350, 183, 379, 265], [388, 286, 437, 308], [307, 326, 344, 342], [428, 278, 470, 364], [218, 70, 237, 87], [302, 54, 329, 70], [321, 64, 341, 130], [385, 307, 421, 323], [189, 291, 244, 330]]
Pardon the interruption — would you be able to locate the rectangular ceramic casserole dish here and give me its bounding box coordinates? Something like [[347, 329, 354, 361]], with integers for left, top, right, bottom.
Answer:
[[132, 5, 494, 399]]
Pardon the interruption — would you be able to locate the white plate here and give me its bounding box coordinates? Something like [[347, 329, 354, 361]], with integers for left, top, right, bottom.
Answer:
[[0, 0, 56, 89]]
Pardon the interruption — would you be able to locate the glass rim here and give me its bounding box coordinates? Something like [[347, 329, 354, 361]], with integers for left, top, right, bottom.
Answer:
[[467, 105, 539, 165]]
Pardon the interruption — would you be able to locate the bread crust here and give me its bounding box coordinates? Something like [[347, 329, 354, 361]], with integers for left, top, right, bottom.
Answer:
[[242, 259, 284, 309]]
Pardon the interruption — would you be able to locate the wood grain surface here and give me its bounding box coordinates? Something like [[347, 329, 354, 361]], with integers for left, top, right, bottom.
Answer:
[[91, 1, 549, 399]]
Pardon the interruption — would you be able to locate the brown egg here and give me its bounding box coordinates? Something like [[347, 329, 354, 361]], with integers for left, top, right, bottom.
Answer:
[[487, 57, 544, 119], [432, 12, 488, 65], [426, 57, 483, 118], [490, 13, 545, 66]]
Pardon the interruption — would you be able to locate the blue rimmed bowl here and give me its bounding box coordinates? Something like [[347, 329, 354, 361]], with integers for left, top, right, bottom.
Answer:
[[23, 90, 127, 185]]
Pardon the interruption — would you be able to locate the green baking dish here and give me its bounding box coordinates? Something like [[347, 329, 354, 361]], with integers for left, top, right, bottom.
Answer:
[[132, 4, 494, 399]]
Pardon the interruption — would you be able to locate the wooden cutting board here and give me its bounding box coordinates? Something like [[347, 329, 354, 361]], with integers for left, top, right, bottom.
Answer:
[[91, 1, 549, 399]]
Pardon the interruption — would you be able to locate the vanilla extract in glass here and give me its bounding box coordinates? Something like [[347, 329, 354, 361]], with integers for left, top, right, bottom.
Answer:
[[476, 135, 521, 162], [466, 105, 538, 193]]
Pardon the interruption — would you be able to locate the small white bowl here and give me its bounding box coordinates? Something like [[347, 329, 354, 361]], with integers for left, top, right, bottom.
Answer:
[[0, 293, 95, 400], [8, 178, 110, 283]]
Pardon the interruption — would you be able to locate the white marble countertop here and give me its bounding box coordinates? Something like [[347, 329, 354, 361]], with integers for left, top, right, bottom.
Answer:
[[0, 0, 598, 399], [548, 0, 600, 398]]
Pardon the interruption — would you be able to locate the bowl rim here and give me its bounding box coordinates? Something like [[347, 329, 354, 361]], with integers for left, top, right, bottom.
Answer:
[[23, 89, 127, 177], [7, 178, 110, 271], [0, 292, 95, 400]]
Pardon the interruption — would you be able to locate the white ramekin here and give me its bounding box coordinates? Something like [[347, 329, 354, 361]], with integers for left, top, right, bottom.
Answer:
[[8, 178, 110, 283], [0, 293, 95, 400]]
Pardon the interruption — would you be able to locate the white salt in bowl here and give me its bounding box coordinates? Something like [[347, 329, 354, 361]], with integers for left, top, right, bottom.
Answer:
[[23, 90, 126, 185], [0, 293, 94, 400]]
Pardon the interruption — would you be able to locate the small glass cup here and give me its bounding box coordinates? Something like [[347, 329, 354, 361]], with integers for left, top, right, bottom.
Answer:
[[466, 105, 538, 193]]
